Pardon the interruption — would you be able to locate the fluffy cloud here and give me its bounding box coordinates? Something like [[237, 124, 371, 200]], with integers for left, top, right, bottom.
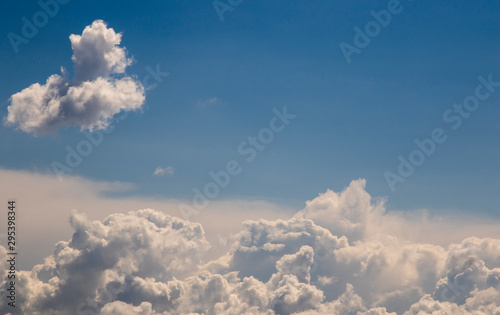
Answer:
[[0, 209, 209, 314], [295, 178, 384, 242], [4, 20, 145, 135], [1, 179, 500, 314]]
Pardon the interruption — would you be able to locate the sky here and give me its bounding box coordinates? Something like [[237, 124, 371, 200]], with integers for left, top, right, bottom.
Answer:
[[1, 0, 499, 214], [0, 0, 499, 314]]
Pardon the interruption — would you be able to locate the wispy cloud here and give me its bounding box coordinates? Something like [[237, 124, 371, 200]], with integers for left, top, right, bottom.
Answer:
[[153, 166, 175, 176], [197, 97, 223, 107]]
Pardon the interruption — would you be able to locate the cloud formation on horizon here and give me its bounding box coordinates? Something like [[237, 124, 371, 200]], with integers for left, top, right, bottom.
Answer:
[[4, 20, 145, 136], [1, 179, 499, 314]]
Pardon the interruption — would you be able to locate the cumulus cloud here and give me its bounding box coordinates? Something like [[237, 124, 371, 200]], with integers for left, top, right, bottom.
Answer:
[[153, 166, 174, 177], [4, 20, 145, 135], [295, 179, 381, 242], [1, 179, 500, 314]]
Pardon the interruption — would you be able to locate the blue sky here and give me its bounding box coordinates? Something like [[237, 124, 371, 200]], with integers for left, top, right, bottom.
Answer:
[[1, 0, 499, 215]]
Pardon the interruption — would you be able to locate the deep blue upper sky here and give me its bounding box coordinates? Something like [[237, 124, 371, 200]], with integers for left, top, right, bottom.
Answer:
[[1, 0, 499, 215]]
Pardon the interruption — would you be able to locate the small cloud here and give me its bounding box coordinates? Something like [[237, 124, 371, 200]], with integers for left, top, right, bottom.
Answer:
[[197, 97, 223, 107], [154, 166, 174, 177], [317, 276, 336, 286]]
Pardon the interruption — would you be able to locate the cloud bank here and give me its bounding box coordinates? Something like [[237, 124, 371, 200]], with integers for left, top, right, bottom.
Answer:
[[1, 180, 499, 314], [4, 20, 145, 135]]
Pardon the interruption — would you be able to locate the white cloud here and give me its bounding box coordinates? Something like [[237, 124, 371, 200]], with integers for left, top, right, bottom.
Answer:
[[1, 170, 500, 314], [0, 168, 291, 270], [295, 283, 395, 315], [295, 178, 379, 242], [197, 97, 223, 107], [100, 301, 160, 315], [153, 166, 174, 177], [4, 20, 145, 136]]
